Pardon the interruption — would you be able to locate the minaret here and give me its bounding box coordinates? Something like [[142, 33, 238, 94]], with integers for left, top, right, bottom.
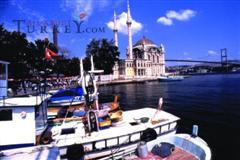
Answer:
[[126, 0, 133, 59], [53, 25, 58, 48], [113, 11, 118, 47]]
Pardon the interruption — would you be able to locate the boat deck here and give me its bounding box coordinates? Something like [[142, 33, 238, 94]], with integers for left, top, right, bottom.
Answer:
[[125, 147, 198, 160], [53, 108, 180, 147], [0, 145, 60, 160]]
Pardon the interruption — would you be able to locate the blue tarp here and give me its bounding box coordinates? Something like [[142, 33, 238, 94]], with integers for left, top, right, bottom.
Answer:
[[49, 87, 84, 103]]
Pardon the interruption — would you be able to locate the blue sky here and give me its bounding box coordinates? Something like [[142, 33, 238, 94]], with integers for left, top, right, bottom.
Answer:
[[0, 0, 239, 64]]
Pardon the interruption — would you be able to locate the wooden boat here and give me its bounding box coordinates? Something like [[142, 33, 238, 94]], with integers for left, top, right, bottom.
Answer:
[[110, 110, 123, 122], [47, 95, 120, 119]]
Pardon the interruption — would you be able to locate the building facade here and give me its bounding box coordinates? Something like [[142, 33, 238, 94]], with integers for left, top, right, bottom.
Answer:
[[117, 37, 165, 79], [112, 1, 165, 79]]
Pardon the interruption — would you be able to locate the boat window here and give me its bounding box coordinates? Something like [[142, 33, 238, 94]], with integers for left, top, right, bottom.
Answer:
[[35, 102, 48, 133], [0, 64, 6, 80], [0, 109, 12, 121]]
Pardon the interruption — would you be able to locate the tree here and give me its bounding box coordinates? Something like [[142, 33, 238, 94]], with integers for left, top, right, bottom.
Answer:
[[69, 57, 80, 76], [28, 38, 58, 75], [0, 24, 58, 79], [0, 24, 88, 80], [0, 25, 30, 78], [85, 38, 120, 74]]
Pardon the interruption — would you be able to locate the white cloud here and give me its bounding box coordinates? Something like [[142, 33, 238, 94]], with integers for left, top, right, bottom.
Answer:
[[166, 10, 196, 21], [12, 1, 45, 21], [61, 0, 114, 20], [208, 50, 218, 55], [183, 52, 189, 56], [157, 17, 172, 26], [157, 9, 196, 26], [107, 12, 143, 35], [61, 0, 93, 20]]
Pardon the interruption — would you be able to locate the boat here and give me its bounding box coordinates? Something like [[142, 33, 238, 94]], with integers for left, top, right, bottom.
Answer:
[[47, 87, 85, 107], [0, 57, 211, 160], [102, 128, 211, 160], [158, 75, 184, 82], [0, 95, 49, 150], [47, 87, 85, 118], [47, 58, 210, 159]]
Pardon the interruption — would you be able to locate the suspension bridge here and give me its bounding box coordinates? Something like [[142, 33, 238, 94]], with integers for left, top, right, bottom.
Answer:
[[165, 48, 240, 66]]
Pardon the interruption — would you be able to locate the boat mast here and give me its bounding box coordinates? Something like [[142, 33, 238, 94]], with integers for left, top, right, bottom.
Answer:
[[79, 56, 103, 110]]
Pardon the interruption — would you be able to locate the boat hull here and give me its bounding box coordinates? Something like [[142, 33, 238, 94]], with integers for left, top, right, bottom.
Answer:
[[158, 77, 184, 82], [58, 128, 177, 160], [123, 133, 211, 160]]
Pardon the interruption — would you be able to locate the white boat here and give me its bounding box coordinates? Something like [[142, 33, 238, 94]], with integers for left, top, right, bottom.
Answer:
[[105, 132, 211, 160], [50, 107, 179, 159], [158, 75, 184, 82], [0, 57, 211, 160], [0, 95, 49, 150]]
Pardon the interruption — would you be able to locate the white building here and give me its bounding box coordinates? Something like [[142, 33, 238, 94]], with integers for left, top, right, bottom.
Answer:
[[112, 1, 165, 79]]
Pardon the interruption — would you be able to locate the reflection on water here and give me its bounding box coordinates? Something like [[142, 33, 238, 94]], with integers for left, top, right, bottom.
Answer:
[[99, 73, 240, 159]]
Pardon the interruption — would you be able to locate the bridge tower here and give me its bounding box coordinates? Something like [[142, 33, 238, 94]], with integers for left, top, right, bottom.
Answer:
[[220, 48, 228, 67]]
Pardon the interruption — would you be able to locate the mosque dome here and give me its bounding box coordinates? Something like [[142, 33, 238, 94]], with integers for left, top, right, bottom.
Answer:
[[133, 36, 156, 47]]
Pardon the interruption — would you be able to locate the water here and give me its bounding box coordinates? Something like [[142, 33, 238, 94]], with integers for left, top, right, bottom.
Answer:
[[99, 73, 240, 160]]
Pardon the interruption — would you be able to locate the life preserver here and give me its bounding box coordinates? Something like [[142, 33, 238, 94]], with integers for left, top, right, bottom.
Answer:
[[81, 72, 97, 97], [140, 128, 157, 142], [20, 111, 27, 119]]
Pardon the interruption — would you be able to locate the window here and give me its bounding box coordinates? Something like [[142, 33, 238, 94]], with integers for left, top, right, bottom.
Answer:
[[0, 109, 13, 121], [0, 64, 6, 80]]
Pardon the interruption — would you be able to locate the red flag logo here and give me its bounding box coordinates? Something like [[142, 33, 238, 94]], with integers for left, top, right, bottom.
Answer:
[[79, 12, 87, 20]]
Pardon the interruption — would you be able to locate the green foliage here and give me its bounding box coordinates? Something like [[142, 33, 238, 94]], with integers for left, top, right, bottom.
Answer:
[[85, 38, 120, 74], [0, 25, 29, 78], [0, 24, 79, 79], [0, 24, 119, 79], [52, 57, 80, 77]]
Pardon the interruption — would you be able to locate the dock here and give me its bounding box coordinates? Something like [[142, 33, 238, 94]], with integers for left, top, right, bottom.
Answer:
[[97, 78, 159, 86]]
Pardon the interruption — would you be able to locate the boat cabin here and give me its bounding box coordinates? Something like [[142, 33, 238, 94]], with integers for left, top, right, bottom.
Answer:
[[0, 60, 9, 98], [0, 95, 48, 150]]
